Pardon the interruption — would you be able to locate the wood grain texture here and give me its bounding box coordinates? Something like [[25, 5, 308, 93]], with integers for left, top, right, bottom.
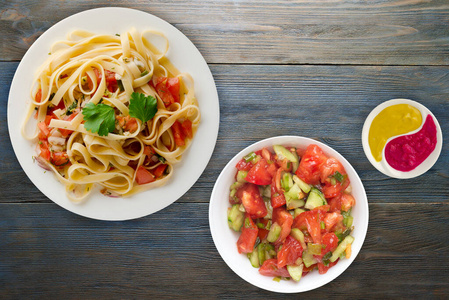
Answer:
[[2, 62, 448, 204], [1, 1, 449, 65], [0, 203, 448, 299]]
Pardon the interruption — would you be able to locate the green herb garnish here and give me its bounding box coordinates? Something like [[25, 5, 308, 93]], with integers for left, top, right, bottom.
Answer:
[[82, 102, 116, 136], [129, 92, 158, 123]]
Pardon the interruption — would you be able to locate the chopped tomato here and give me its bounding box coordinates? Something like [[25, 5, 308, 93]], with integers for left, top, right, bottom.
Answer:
[[317, 260, 338, 274], [340, 193, 356, 212], [166, 77, 180, 102], [51, 151, 69, 166], [257, 218, 269, 241], [235, 159, 253, 171], [135, 166, 155, 185], [320, 232, 339, 258], [239, 183, 267, 219], [171, 120, 185, 147], [319, 157, 346, 183], [270, 176, 286, 208], [38, 141, 51, 161], [237, 215, 258, 254], [293, 210, 322, 245], [272, 207, 293, 244], [59, 113, 78, 137], [259, 259, 290, 278], [261, 148, 274, 161], [277, 235, 304, 268], [277, 158, 292, 172], [322, 180, 349, 199], [246, 159, 272, 186], [37, 121, 50, 140], [35, 89, 42, 103], [105, 70, 118, 92], [153, 164, 167, 178], [143, 146, 156, 156], [156, 77, 176, 107], [324, 211, 343, 231], [117, 115, 138, 133], [181, 119, 193, 139], [295, 144, 328, 185]]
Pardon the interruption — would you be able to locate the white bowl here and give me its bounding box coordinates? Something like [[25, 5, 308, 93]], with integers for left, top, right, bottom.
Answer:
[[209, 136, 369, 293], [362, 99, 443, 179]]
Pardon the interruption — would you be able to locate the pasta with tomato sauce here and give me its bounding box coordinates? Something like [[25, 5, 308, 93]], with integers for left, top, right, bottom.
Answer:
[[22, 28, 200, 202]]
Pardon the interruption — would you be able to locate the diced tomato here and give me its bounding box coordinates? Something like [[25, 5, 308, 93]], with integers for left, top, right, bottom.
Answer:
[[340, 193, 356, 212], [259, 259, 290, 278], [166, 77, 180, 103], [117, 115, 138, 133], [271, 193, 286, 209], [38, 141, 51, 161], [318, 260, 338, 274], [277, 158, 292, 172], [272, 207, 293, 244], [181, 119, 193, 139], [135, 166, 155, 185], [257, 218, 269, 241], [293, 210, 322, 245], [295, 144, 328, 185], [277, 235, 304, 268], [35, 89, 42, 103], [58, 113, 78, 138], [51, 151, 69, 166], [266, 162, 278, 177], [319, 158, 346, 183], [239, 183, 267, 219], [171, 120, 185, 147], [37, 121, 50, 140], [237, 215, 258, 254], [156, 78, 176, 107], [261, 148, 274, 161], [153, 164, 167, 178], [143, 146, 156, 156], [235, 159, 253, 171], [322, 180, 348, 199], [105, 70, 118, 92], [246, 159, 272, 186], [324, 211, 343, 231], [320, 232, 339, 257]]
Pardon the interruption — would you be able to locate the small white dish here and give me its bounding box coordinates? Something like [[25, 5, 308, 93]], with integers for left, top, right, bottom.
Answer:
[[209, 136, 369, 293], [7, 7, 220, 221], [362, 99, 442, 179]]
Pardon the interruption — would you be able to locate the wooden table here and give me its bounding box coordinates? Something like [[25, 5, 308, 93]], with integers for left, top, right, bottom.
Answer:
[[1, 1, 448, 298]]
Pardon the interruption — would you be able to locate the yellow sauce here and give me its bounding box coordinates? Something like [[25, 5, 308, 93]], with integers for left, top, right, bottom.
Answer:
[[368, 104, 422, 162]]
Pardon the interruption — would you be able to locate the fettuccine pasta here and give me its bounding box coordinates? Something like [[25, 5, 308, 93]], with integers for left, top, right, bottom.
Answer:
[[22, 28, 200, 203]]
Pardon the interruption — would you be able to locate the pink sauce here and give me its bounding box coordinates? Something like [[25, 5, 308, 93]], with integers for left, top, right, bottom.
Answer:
[[384, 115, 437, 172]]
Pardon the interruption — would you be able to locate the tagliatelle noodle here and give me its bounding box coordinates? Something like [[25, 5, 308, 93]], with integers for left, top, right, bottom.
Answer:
[[22, 28, 200, 202]]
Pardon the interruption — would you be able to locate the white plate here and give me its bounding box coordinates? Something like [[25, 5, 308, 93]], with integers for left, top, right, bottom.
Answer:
[[362, 99, 442, 179], [209, 136, 369, 293], [7, 7, 220, 221]]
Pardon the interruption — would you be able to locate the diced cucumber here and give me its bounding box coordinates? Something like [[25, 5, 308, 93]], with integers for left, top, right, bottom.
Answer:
[[273, 145, 299, 163], [284, 183, 305, 201], [286, 197, 305, 210], [290, 228, 307, 250], [247, 250, 260, 268], [227, 204, 245, 231], [258, 243, 266, 265], [267, 222, 281, 243], [330, 235, 355, 262], [307, 243, 322, 255], [287, 264, 304, 282], [302, 250, 317, 268], [281, 172, 294, 192], [304, 187, 327, 210], [262, 185, 271, 198], [293, 175, 311, 193], [236, 170, 248, 183], [293, 208, 306, 218], [229, 181, 244, 191]]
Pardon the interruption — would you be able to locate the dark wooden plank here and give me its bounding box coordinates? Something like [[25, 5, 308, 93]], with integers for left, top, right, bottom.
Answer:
[[1, 1, 449, 65], [0, 202, 448, 298], [2, 62, 448, 204]]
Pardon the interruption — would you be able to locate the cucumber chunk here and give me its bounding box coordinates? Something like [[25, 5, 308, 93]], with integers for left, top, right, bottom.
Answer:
[[287, 264, 304, 282], [236, 170, 248, 183], [267, 222, 281, 243], [302, 250, 318, 268], [247, 250, 260, 268], [227, 204, 245, 231], [304, 187, 327, 210], [293, 175, 311, 193], [284, 183, 305, 201], [290, 228, 307, 250], [273, 145, 298, 163], [330, 235, 355, 262]]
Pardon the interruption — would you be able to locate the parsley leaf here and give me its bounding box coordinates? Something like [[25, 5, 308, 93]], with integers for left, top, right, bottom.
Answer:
[[129, 92, 158, 123], [82, 102, 116, 136]]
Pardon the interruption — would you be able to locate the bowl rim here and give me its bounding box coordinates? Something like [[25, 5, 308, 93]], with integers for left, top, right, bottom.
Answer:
[[209, 135, 369, 293]]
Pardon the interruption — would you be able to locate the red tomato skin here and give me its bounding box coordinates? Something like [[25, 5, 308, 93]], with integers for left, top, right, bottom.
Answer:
[[37, 122, 50, 140], [135, 166, 155, 185], [293, 210, 322, 245], [38, 141, 51, 161], [319, 232, 339, 258], [245, 159, 272, 186], [277, 235, 304, 268], [181, 119, 193, 139], [272, 207, 293, 244], [318, 260, 338, 274], [259, 259, 291, 278], [171, 120, 186, 147], [51, 151, 70, 166], [35, 89, 42, 103], [166, 77, 180, 102], [153, 164, 167, 178], [340, 193, 356, 212], [239, 183, 267, 218], [257, 218, 269, 241], [235, 159, 253, 171], [295, 144, 328, 185], [237, 215, 258, 254]]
